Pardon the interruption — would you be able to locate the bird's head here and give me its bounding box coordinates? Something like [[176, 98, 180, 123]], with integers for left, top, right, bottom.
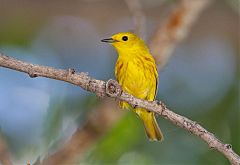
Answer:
[[101, 32, 148, 54]]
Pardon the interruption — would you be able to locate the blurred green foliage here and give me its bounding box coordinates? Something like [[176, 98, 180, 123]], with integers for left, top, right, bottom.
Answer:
[[86, 112, 143, 164]]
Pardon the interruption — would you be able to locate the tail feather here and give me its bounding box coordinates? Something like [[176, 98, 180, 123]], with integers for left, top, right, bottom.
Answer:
[[136, 108, 164, 141]]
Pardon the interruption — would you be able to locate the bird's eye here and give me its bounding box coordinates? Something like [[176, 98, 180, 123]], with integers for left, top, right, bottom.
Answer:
[[122, 36, 128, 41]]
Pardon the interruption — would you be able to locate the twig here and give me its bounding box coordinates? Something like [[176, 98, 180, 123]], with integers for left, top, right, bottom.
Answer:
[[150, 0, 212, 69], [0, 54, 239, 165], [124, 0, 146, 37]]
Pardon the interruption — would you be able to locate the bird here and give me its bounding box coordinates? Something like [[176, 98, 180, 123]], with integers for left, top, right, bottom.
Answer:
[[101, 32, 163, 141]]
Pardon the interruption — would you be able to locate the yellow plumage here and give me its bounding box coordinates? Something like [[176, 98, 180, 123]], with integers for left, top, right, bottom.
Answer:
[[101, 32, 163, 141]]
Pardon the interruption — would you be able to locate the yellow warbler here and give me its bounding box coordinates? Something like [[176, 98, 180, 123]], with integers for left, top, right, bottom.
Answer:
[[101, 32, 163, 141]]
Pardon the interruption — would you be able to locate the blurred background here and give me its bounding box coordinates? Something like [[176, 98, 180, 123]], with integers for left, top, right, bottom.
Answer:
[[0, 0, 239, 164]]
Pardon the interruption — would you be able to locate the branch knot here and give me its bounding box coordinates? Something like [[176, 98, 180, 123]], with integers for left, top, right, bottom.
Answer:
[[29, 72, 37, 78], [68, 68, 75, 75], [105, 79, 122, 97], [66, 68, 75, 80], [156, 100, 167, 115], [224, 144, 232, 150]]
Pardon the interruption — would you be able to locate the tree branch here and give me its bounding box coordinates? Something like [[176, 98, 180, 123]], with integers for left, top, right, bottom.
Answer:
[[0, 53, 239, 165], [150, 0, 212, 69]]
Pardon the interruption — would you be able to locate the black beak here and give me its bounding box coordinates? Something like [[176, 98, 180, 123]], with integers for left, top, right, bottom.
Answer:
[[101, 38, 118, 43]]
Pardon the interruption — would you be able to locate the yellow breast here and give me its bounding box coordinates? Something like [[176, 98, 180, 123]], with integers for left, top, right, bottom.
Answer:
[[115, 55, 158, 101]]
